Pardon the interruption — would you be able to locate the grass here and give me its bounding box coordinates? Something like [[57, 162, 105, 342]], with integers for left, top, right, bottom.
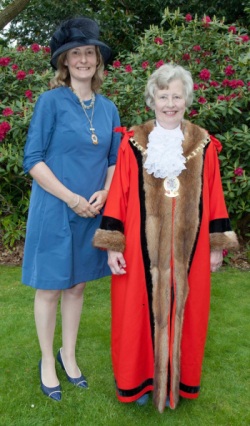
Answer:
[[0, 266, 249, 426]]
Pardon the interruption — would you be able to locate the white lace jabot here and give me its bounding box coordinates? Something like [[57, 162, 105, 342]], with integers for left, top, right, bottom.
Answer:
[[143, 122, 186, 179]]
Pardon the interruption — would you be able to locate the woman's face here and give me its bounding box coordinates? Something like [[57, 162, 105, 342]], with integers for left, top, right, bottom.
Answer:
[[64, 45, 97, 84], [153, 79, 186, 129]]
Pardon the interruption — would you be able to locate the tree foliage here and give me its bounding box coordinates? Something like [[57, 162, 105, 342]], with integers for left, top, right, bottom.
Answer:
[[0, 0, 248, 55]]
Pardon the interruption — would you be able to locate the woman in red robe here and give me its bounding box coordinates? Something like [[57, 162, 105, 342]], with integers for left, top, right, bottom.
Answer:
[[93, 64, 238, 412]]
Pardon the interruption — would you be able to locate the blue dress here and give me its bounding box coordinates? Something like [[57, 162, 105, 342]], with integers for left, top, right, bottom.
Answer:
[[22, 86, 121, 289]]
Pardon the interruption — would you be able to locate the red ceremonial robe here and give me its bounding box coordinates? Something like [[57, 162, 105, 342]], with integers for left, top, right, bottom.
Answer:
[[93, 120, 238, 412]]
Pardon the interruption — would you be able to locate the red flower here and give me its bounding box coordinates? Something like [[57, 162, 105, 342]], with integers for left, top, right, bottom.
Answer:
[[16, 70, 26, 80], [210, 81, 220, 87], [2, 108, 14, 116], [182, 53, 191, 61], [218, 95, 226, 101], [125, 64, 133, 73], [31, 43, 41, 53], [0, 122, 11, 132], [12, 64, 18, 71], [199, 83, 208, 90], [185, 14, 192, 22], [25, 90, 33, 101], [189, 109, 198, 117], [0, 57, 11, 66], [104, 70, 109, 76], [198, 97, 207, 104], [193, 45, 201, 51], [141, 61, 149, 69], [229, 79, 244, 89], [224, 65, 235, 76], [228, 26, 237, 34], [202, 16, 211, 27], [222, 79, 231, 87], [155, 60, 164, 68], [199, 68, 211, 81], [0, 121, 11, 141], [222, 249, 228, 257], [234, 167, 244, 176], [16, 45, 25, 51], [42, 46, 51, 53], [193, 83, 199, 90], [154, 37, 163, 45], [237, 35, 249, 43], [195, 58, 201, 64], [28, 69, 35, 74], [113, 60, 121, 68]]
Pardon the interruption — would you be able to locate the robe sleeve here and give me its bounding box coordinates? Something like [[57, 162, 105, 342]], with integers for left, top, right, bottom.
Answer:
[[206, 135, 239, 251], [93, 128, 133, 253]]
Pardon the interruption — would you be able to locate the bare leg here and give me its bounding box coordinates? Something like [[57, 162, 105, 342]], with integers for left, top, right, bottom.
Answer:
[[34, 289, 61, 387], [60, 282, 86, 377]]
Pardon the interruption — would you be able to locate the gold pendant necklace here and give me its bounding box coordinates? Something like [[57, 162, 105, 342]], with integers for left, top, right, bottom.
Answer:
[[70, 87, 98, 145], [81, 101, 98, 145]]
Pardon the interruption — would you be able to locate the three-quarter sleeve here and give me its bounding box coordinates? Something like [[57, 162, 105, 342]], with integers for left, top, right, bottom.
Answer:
[[23, 93, 56, 174]]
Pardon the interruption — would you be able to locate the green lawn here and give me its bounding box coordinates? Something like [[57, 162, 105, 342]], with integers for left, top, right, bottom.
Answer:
[[0, 266, 249, 426]]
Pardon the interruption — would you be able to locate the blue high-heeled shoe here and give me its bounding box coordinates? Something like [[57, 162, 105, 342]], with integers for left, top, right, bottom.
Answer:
[[39, 360, 62, 401], [57, 348, 88, 388]]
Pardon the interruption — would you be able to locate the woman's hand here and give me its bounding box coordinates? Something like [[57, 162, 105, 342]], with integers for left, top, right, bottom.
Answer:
[[108, 250, 126, 275], [69, 189, 109, 218], [72, 195, 100, 218], [89, 190, 109, 211], [210, 250, 223, 272]]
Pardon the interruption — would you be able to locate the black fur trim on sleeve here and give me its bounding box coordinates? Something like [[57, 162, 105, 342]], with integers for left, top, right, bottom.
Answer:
[[100, 216, 124, 233]]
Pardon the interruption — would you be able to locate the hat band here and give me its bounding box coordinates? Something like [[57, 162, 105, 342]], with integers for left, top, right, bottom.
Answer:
[[63, 28, 95, 45]]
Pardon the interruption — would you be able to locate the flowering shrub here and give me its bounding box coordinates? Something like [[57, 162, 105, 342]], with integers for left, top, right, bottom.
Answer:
[[102, 9, 250, 237], [0, 45, 53, 247], [0, 9, 249, 247]]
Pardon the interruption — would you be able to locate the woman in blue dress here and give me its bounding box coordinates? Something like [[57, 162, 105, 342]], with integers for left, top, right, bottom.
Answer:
[[22, 17, 121, 401]]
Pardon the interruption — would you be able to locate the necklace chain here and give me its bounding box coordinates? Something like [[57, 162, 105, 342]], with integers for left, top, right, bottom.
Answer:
[[70, 87, 98, 145], [81, 102, 98, 145], [129, 134, 210, 197]]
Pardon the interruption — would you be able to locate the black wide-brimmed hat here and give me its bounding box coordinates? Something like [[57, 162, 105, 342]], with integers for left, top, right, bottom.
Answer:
[[50, 17, 112, 69]]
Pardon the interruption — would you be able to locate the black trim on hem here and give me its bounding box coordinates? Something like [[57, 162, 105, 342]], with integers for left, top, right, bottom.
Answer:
[[100, 216, 124, 233], [116, 378, 153, 397], [209, 218, 232, 233], [180, 382, 200, 394]]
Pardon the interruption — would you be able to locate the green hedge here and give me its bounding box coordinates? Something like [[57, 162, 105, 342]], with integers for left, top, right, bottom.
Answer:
[[0, 10, 249, 247]]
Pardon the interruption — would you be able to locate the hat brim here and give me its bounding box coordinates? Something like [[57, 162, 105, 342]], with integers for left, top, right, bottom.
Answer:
[[50, 39, 112, 69]]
